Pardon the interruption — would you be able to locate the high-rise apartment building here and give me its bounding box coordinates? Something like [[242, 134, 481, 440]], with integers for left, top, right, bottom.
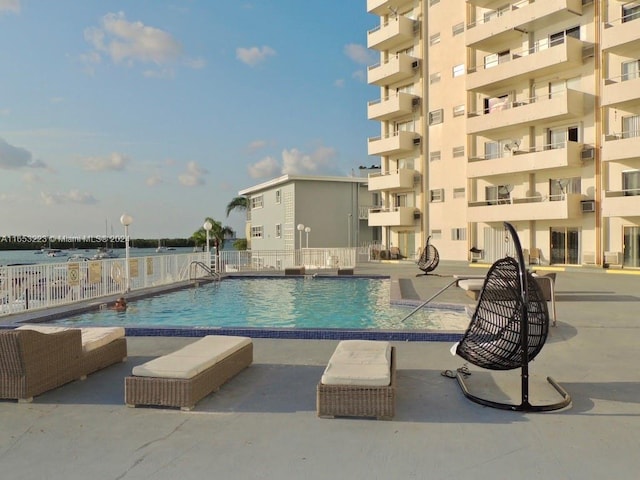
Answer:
[[366, 0, 640, 268]]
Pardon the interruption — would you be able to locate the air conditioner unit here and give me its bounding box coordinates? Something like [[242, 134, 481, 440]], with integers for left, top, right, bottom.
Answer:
[[411, 60, 420, 69], [413, 211, 421, 219], [413, 137, 421, 145], [604, 251, 621, 266], [583, 251, 596, 265], [581, 200, 596, 213], [581, 147, 595, 160], [411, 97, 421, 107]]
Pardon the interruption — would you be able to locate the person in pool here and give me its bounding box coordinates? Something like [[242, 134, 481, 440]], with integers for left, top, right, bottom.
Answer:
[[113, 297, 127, 311]]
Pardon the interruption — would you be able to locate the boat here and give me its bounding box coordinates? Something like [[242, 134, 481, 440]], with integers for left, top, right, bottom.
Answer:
[[46, 249, 68, 258], [92, 247, 119, 260], [67, 254, 90, 262]]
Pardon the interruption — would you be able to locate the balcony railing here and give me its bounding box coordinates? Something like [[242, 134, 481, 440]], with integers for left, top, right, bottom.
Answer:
[[368, 15, 416, 51], [467, 89, 583, 135], [602, 72, 640, 107], [602, 189, 640, 217], [466, 0, 582, 49], [467, 35, 583, 91], [368, 53, 420, 86], [368, 168, 418, 191], [368, 92, 418, 121], [602, 129, 640, 161], [368, 206, 417, 227], [603, 9, 640, 54], [367, 130, 419, 156], [467, 193, 583, 222], [467, 141, 583, 178], [367, 0, 409, 15]]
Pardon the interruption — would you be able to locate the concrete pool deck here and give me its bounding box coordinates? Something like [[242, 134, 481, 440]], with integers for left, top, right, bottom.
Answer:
[[2, 260, 640, 479]]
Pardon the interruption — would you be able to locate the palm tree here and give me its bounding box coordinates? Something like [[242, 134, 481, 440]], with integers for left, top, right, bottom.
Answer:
[[192, 217, 234, 270], [225, 196, 249, 217]]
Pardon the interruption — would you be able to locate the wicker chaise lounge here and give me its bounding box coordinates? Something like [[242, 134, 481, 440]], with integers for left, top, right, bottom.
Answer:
[[0, 329, 83, 403], [317, 340, 396, 420], [125, 335, 253, 411]]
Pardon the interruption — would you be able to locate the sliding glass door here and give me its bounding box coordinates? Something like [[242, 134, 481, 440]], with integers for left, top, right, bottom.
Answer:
[[623, 227, 640, 268], [550, 227, 580, 265]]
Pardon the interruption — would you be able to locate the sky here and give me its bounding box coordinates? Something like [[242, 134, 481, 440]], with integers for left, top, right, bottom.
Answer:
[[0, 0, 379, 240]]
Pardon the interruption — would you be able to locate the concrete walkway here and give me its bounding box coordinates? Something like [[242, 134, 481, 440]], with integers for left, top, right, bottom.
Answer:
[[2, 261, 640, 479]]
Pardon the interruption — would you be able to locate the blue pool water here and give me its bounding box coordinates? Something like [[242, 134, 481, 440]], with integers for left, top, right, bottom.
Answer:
[[53, 277, 469, 331]]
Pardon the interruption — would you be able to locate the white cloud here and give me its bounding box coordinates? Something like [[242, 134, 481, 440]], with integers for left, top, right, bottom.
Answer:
[[246, 139, 267, 153], [83, 12, 198, 72], [351, 70, 366, 82], [248, 156, 279, 179], [178, 161, 208, 186], [80, 152, 130, 171], [146, 173, 163, 186], [0, 0, 20, 14], [41, 190, 98, 206], [236, 46, 276, 67], [247, 146, 339, 179], [344, 43, 376, 65], [0, 137, 47, 169]]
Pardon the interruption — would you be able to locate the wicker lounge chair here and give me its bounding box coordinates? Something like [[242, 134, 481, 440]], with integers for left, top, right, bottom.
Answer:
[[452, 222, 571, 412], [125, 335, 253, 411], [0, 329, 83, 402], [317, 340, 396, 420], [416, 236, 440, 276]]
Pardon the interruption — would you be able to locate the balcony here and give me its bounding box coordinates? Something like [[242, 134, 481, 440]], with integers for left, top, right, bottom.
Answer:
[[368, 130, 419, 156], [368, 168, 418, 192], [368, 93, 418, 121], [368, 16, 416, 52], [466, 0, 583, 49], [602, 190, 640, 217], [368, 53, 419, 87], [467, 193, 582, 222], [468, 141, 583, 178], [368, 206, 417, 227], [602, 15, 640, 55], [466, 36, 583, 92], [367, 0, 410, 15], [467, 89, 583, 135], [602, 132, 640, 162], [602, 74, 640, 109]]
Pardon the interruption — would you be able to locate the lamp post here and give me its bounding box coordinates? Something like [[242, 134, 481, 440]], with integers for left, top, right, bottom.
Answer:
[[203, 220, 213, 253], [119, 213, 133, 292], [304, 226, 311, 248], [297, 223, 305, 249]]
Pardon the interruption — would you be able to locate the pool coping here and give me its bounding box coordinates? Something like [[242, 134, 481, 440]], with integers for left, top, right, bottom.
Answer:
[[0, 274, 466, 341]]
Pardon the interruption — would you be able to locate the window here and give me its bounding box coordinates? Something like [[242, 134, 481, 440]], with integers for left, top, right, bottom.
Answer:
[[453, 187, 465, 199], [429, 33, 441, 46], [452, 22, 464, 36], [429, 109, 443, 125], [429, 72, 441, 84], [550, 26, 580, 46], [484, 94, 509, 114], [623, 114, 640, 138], [250, 195, 263, 209], [547, 126, 579, 149], [452, 146, 465, 157], [429, 150, 441, 162], [431, 229, 442, 239], [275, 224, 281, 238], [622, 60, 640, 82], [430, 189, 444, 202], [486, 185, 512, 204], [275, 189, 281, 204], [453, 104, 465, 117], [550, 177, 581, 200], [452, 64, 465, 77], [451, 228, 467, 241], [622, 170, 640, 196], [484, 141, 500, 159], [484, 51, 509, 69], [622, 3, 640, 23], [251, 226, 263, 238]]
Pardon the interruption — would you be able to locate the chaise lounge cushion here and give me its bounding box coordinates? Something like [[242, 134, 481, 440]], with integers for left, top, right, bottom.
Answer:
[[321, 340, 391, 387], [131, 335, 252, 379], [16, 325, 125, 353]]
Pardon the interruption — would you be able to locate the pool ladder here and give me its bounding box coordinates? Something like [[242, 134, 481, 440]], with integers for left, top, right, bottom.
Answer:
[[189, 261, 221, 281]]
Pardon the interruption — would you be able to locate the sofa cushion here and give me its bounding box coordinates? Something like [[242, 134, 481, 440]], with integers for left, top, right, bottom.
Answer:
[[16, 325, 125, 353], [131, 335, 252, 379], [321, 340, 391, 387]]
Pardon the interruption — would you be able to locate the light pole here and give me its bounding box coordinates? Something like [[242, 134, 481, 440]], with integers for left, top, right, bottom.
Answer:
[[119, 213, 133, 292], [297, 223, 305, 249], [203, 220, 213, 253], [304, 226, 311, 248], [347, 213, 353, 248]]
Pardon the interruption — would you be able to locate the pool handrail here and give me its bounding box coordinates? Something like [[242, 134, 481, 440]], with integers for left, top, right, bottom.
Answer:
[[400, 279, 460, 323]]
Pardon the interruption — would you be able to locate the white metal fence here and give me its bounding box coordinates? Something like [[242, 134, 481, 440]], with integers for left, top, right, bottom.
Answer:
[[218, 248, 357, 273], [0, 252, 210, 316]]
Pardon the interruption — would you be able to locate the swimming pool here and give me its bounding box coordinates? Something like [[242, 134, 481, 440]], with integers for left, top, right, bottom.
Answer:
[[52, 277, 469, 332]]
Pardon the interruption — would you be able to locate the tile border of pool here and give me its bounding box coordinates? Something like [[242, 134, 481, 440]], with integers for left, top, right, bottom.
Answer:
[[0, 274, 467, 342]]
